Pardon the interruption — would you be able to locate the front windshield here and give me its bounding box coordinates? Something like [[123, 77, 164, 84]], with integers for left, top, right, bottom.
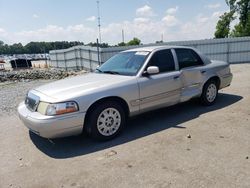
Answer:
[[96, 51, 150, 76]]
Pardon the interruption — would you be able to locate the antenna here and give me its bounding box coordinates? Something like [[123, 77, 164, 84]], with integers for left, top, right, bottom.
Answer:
[[97, 1, 102, 44]]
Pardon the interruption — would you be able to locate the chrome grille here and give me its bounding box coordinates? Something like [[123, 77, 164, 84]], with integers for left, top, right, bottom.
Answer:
[[25, 92, 40, 111]]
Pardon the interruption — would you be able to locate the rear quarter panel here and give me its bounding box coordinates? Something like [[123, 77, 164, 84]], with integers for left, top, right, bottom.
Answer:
[[202, 60, 232, 89]]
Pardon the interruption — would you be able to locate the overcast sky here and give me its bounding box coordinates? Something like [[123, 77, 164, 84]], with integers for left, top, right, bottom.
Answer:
[[0, 0, 229, 45]]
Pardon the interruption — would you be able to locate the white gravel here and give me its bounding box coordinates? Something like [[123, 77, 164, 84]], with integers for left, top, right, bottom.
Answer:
[[0, 80, 53, 116]]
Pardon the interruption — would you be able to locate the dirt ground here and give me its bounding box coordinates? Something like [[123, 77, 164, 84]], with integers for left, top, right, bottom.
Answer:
[[0, 64, 250, 188]]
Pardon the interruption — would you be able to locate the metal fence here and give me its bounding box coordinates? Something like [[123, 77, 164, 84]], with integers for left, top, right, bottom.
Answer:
[[49, 36, 250, 71]]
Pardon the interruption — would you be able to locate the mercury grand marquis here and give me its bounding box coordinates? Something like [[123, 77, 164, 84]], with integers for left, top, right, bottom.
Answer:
[[18, 46, 233, 140]]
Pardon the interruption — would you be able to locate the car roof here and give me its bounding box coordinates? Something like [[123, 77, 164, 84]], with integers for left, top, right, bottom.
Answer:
[[124, 45, 194, 52]]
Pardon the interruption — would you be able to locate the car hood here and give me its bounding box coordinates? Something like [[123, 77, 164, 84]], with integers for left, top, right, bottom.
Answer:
[[34, 73, 134, 101]]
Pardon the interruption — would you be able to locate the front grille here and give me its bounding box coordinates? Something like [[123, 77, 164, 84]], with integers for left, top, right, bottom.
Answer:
[[25, 92, 40, 111]]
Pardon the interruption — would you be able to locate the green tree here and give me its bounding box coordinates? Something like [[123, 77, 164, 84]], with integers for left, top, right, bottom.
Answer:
[[155, 40, 163, 44], [215, 0, 250, 38], [127, 38, 141, 46], [25, 42, 43, 54], [87, 42, 109, 48], [0, 41, 84, 54], [118, 42, 126, 46], [10, 43, 25, 54], [215, 12, 235, 38]]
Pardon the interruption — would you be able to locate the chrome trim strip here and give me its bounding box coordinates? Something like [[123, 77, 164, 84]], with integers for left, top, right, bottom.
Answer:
[[130, 99, 140, 107], [130, 89, 181, 106], [182, 83, 201, 90]]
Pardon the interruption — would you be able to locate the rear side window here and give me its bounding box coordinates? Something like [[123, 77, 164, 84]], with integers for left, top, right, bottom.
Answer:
[[148, 49, 175, 73], [175, 49, 204, 69]]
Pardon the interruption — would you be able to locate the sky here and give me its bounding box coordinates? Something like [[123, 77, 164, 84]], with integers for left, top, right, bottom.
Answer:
[[0, 0, 229, 45]]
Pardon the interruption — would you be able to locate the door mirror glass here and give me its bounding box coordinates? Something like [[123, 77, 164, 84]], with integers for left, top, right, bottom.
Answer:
[[147, 66, 159, 75]]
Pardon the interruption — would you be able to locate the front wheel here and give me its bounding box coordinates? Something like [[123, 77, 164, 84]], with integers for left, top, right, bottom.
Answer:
[[200, 80, 218, 106], [85, 101, 126, 141]]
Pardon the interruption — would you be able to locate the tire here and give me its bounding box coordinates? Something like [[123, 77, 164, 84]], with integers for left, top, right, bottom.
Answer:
[[200, 80, 218, 106], [85, 101, 126, 141]]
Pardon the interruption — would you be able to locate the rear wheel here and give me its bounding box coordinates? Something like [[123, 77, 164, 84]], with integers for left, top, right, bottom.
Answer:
[[200, 80, 218, 106], [85, 101, 126, 141]]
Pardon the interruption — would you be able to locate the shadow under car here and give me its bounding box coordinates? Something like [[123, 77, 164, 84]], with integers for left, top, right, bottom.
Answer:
[[29, 93, 243, 159]]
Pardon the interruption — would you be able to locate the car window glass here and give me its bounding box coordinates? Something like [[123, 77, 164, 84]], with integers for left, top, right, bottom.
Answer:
[[148, 49, 175, 73], [175, 49, 204, 69], [97, 51, 149, 76]]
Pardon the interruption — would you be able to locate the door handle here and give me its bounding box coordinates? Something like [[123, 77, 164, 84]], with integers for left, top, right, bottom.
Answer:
[[201, 70, 206, 74], [173, 76, 180, 80]]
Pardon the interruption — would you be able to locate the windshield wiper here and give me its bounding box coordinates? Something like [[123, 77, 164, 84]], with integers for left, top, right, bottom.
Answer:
[[96, 68, 120, 75], [103, 71, 120, 75], [96, 68, 103, 73]]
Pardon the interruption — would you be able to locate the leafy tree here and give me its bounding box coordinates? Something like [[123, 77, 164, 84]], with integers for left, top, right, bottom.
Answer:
[[118, 42, 126, 46], [86, 42, 109, 48], [155, 40, 163, 44], [116, 38, 142, 46], [215, 12, 235, 38], [127, 38, 141, 46], [215, 0, 250, 38], [0, 41, 84, 54], [25, 42, 43, 54]]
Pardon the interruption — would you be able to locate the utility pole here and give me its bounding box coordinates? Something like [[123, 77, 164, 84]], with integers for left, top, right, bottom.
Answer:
[[97, 38, 100, 66], [122, 29, 125, 43], [97, 1, 102, 44]]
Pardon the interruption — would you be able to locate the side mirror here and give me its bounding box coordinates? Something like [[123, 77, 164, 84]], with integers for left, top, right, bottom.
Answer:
[[146, 66, 159, 75]]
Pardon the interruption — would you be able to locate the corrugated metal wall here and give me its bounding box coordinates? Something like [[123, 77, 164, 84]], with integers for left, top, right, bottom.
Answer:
[[49, 36, 250, 70]]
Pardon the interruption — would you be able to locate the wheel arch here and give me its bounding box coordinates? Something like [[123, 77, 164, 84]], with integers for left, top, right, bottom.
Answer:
[[203, 76, 221, 89], [84, 96, 130, 124]]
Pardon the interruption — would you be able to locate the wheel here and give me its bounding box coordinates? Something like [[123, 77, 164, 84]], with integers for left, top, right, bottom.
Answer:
[[85, 101, 126, 141], [200, 80, 218, 106]]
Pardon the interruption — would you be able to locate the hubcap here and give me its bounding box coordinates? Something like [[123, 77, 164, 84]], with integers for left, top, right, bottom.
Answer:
[[97, 108, 121, 136], [206, 83, 217, 102]]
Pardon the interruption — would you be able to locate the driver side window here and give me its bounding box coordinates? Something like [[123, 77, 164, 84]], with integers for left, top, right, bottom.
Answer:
[[147, 49, 175, 73]]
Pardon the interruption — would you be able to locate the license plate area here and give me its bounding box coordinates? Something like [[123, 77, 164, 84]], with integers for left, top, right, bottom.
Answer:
[[25, 92, 40, 112]]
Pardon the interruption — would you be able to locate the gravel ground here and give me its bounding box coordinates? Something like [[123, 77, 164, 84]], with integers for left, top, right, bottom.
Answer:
[[0, 80, 53, 116], [0, 64, 250, 188], [0, 69, 87, 82], [0, 68, 86, 115]]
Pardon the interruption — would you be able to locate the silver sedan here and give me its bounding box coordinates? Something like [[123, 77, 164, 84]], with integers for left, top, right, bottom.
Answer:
[[18, 46, 233, 140]]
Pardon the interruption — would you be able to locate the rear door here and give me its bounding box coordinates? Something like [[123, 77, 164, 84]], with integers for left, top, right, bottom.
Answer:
[[138, 49, 182, 112], [174, 48, 206, 102]]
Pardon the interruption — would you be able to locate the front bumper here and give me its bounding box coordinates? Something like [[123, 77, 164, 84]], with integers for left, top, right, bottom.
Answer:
[[18, 102, 85, 139]]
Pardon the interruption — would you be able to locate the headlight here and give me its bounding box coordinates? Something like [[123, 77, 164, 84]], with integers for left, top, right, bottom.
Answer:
[[37, 101, 79, 116]]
